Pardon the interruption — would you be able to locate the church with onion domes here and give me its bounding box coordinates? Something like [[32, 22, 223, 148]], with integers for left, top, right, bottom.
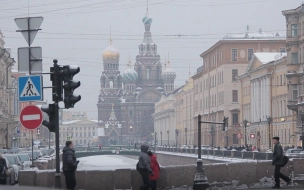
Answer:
[[96, 9, 176, 145]]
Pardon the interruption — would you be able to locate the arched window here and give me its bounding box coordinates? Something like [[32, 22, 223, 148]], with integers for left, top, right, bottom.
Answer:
[[80, 140, 82, 144], [147, 67, 151, 79], [84, 140, 87, 145], [109, 81, 113, 88]]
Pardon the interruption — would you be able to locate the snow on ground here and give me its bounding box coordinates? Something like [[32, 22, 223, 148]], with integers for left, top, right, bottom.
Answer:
[[77, 155, 137, 170]]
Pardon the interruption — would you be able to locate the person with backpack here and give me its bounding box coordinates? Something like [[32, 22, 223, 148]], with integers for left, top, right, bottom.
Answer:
[[147, 151, 160, 190], [0, 154, 8, 185], [137, 144, 153, 190], [272, 137, 291, 188]]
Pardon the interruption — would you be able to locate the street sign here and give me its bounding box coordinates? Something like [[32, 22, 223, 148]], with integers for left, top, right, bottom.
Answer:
[[18, 75, 43, 102], [20, 105, 43, 130], [237, 133, 242, 139], [15, 17, 44, 46], [66, 136, 72, 141], [18, 47, 42, 74]]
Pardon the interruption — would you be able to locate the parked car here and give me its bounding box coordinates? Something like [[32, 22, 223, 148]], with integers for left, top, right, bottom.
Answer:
[[4, 157, 16, 185], [3, 154, 22, 182], [285, 149, 304, 158], [16, 154, 31, 169]]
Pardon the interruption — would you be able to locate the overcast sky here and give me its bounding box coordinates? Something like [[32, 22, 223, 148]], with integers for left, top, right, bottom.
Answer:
[[0, 0, 302, 119]]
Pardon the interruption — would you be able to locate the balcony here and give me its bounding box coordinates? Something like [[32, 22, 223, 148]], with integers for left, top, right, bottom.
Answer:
[[287, 100, 298, 111]]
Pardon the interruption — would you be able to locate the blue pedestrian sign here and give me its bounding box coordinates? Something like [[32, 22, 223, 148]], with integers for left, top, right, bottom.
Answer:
[[18, 75, 43, 102]]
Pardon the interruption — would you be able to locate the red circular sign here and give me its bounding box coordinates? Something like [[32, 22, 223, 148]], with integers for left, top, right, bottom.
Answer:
[[20, 105, 43, 130]]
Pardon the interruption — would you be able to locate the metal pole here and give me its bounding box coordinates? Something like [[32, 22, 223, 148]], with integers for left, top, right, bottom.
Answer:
[[53, 61, 62, 189], [244, 124, 247, 146], [154, 132, 156, 152], [193, 114, 209, 190], [27, 17, 31, 74], [6, 123, 8, 149], [198, 115, 201, 159], [167, 131, 169, 146], [49, 131, 50, 149], [269, 123, 271, 149], [31, 130, 33, 166], [302, 116, 304, 150]]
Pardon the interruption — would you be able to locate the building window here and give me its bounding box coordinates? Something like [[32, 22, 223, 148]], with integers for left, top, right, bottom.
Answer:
[[291, 53, 298, 64], [232, 90, 238, 102], [280, 75, 282, 86], [232, 69, 238, 81], [280, 48, 286, 52], [232, 113, 238, 125], [129, 126, 134, 133], [292, 84, 298, 100], [147, 67, 151, 79], [233, 134, 239, 144], [291, 24, 298, 37], [248, 49, 253, 61], [232, 49, 237, 61], [129, 110, 134, 117]]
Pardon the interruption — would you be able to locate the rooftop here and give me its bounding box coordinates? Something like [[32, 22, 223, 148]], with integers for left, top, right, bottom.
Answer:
[[223, 30, 285, 40], [254, 52, 287, 64]]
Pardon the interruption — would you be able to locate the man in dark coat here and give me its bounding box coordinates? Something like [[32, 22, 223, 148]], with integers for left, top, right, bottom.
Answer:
[[272, 137, 291, 188], [137, 144, 153, 190], [62, 141, 79, 190]]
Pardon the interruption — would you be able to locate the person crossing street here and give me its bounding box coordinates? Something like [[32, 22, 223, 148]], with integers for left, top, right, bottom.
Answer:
[[272, 137, 291, 189]]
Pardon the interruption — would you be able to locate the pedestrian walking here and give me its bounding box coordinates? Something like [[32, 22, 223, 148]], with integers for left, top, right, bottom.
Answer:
[[62, 141, 79, 190], [137, 144, 153, 190], [272, 137, 291, 189], [0, 154, 8, 185], [147, 151, 160, 190]]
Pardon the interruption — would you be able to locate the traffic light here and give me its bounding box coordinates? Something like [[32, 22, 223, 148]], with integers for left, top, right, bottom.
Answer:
[[62, 65, 81, 109], [50, 65, 63, 101], [41, 104, 56, 133], [223, 117, 228, 131]]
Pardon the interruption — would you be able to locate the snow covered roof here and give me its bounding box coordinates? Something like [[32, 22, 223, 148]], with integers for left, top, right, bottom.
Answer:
[[223, 31, 285, 40], [254, 52, 287, 64], [61, 120, 98, 125], [62, 120, 81, 125]]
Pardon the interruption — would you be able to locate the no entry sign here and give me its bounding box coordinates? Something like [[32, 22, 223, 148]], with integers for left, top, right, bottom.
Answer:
[[20, 105, 43, 130]]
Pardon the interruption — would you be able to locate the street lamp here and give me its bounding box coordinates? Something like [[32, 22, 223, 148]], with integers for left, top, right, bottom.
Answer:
[[185, 128, 188, 146], [243, 119, 248, 146], [300, 111, 304, 150], [154, 132, 157, 151], [267, 116, 272, 150], [160, 131, 162, 146], [167, 130, 169, 146], [175, 129, 178, 147]]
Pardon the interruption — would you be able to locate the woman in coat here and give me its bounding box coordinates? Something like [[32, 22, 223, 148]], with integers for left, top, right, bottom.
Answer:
[[147, 151, 160, 190]]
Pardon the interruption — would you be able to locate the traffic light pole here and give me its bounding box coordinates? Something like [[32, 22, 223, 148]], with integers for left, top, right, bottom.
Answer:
[[53, 60, 62, 189], [193, 115, 227, 190]]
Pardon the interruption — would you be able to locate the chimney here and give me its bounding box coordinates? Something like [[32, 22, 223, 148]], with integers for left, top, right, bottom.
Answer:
[[259, 28, 262, 34]]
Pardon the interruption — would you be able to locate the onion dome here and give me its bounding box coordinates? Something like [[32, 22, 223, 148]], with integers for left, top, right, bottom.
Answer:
[[102, 39, 120, 59], [142, 14, 153, 25], [161, 55, 176, 80], [122, 57, 138, 82]]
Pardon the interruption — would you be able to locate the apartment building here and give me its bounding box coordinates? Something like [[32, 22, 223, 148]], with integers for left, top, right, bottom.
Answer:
[[192, 31, 286, 148], [283, 3, 304, 147]]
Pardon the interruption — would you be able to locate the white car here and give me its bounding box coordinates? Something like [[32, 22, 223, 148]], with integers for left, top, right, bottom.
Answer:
[[3, 154, 22, 182], [17, 153, 31, 169]]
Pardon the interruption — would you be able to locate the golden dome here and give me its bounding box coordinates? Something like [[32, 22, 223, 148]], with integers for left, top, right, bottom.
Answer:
[[102, 40, 120, 59]]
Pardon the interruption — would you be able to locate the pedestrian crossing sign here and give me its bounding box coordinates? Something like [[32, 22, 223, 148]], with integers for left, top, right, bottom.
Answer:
[[18, 75, 43, 102]]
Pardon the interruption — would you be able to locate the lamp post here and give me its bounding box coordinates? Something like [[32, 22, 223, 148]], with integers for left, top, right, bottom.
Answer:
[[210, 125, 214, 148], [167, 130, 169, 146], [300, 111, 304, 150], [267, 116, 272, 150], [154, 132, 157, 152], [160, 131, 162, 146], [185, 128, 188, 146], [175, 129, 178, 147], [243, 119, 248, 146]]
